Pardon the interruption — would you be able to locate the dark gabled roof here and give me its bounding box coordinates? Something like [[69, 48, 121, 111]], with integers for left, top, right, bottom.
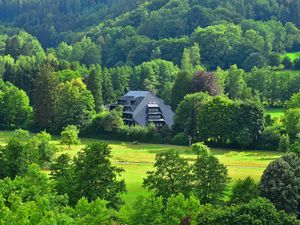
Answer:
[[124, 91, 150, 98], [115, 91, 174, 128]]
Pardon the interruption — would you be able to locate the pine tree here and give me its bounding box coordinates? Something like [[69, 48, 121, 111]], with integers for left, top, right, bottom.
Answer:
[[87, 65, 103, 112], [102, 68, 115, 105], [34, 63, 59, 130], [181, 48, 193, 73]]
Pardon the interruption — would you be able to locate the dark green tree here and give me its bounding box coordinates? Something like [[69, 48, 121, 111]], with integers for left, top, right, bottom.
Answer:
[[102, 68, 115, 105], [171, 71, 192, 110], [282, 57, 294, 69], [260, 153, 300, 215], [197, 198, 299, 225], [34, 63, 59, 130], [87, 65, 103, 112], [173, 92, 211, 140], [73, 143, 126, 209], [229, 176, 259, 204]]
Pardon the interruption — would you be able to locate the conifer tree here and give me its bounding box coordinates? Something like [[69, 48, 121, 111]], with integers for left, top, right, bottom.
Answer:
[[34, 63, 59, 130], [87, 65, 103, 112]]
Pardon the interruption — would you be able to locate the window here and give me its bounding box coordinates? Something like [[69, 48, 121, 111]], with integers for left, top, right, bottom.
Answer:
[[118, 100, 127, 105], [149, 115, 163, 119], [124, 107, 131, 111], [148, 108, 160, 113], [156, 123, 164, 127]]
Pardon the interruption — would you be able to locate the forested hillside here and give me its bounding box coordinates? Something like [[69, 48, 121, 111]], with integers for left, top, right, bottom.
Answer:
[[1, 0, 300, 69], [1, 0, 300, 224]]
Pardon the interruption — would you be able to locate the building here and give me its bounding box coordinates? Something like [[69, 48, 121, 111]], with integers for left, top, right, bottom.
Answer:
[[110, 91, 174, 128]]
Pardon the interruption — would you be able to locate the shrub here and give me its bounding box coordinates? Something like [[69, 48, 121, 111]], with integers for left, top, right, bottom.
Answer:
[[282, 56, 293, 69], [256, 126, 281, 150], [171, 132, 189, 146], [278, 134, 290, 152]]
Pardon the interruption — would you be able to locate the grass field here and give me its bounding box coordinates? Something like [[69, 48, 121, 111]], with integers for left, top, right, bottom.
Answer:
[[282, 51, 300, 61], [265, 108, 284, 118], [0, 131, 281, 205]]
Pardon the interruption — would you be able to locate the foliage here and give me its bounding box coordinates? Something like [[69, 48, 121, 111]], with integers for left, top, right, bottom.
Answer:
[[171, 71, 192, 110], [196, 96, 264, 147], [89, 107, 124, 133], [256, 125, 282, 151], [260, 153, 300, 215], [173, 92, 211, 140], [287, 92, 300, 109], [191, 71, 222, 96], [143, 151, 193, 201], [87, 65, 103, 112], [51, 142, 126, 209], [61, 125, 81, 148], [0, 130, 58, 178], [197, 198, 300, 225], [229, 177, 259, 205], [284, 108, 300, 141], [278, 134, 290, 152], [31, 131, 57, 168], [124, 194, 201, 225], [0, 163, 113, 224], [0, 82, 32, 129], [34, 63, 59, 130], [55, 78, 95, 130], [0, 130, 37, 178], [192, 143, 230, 204]]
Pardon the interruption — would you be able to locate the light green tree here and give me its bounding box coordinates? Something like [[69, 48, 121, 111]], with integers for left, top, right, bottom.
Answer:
[[61, 125, 81, 148], [192, 143, 230, 204]]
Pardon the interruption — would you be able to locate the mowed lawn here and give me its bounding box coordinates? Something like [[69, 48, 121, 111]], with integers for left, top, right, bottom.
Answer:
[[0, 131, 281, 205]]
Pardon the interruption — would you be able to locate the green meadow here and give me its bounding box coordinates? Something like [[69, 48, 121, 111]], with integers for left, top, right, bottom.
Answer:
[[0, 131, 281, 205], [265, 108, 285, 118], [282, 51, 300, 61]]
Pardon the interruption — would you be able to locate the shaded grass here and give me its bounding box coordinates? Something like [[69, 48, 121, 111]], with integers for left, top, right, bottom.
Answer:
[[0, 131, 281, 205], [266, 108, 284, 118]]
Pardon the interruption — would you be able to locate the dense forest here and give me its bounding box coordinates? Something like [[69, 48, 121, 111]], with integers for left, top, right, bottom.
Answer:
[[1, 0, 300, 224]]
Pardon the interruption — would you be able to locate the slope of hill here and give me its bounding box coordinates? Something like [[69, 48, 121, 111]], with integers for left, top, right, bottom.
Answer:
[[1, 0, 300, 49]]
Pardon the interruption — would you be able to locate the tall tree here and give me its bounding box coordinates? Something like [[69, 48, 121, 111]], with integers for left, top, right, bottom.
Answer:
[[191, 71, 222, 96], [225, 65, 251, 100], [87, 65, 103, 112], [34, 63, 59, 130], [192, 143, 230, 204], [73, 143, 126, 209], [173, 92, 211, 140], [171, 71, 192, 110], [0, 82, 32, 129], [55, 78, 95, 130], [102, 68, 115, 105], [143, 151, 193, 201]]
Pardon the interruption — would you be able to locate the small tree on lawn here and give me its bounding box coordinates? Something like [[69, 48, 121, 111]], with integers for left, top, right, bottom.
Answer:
[[143, 151, 193, 201], [192, 142, 230, 204], [61, 125, 80, 148]]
